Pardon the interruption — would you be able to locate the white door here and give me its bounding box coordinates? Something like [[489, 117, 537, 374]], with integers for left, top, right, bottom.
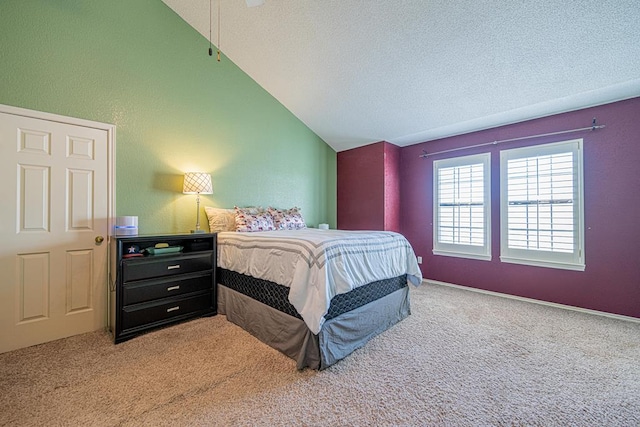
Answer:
[[0, 109, 112, 353]]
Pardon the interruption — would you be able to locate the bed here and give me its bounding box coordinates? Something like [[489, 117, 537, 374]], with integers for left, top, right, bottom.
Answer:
[[216, 228, 422, 369]]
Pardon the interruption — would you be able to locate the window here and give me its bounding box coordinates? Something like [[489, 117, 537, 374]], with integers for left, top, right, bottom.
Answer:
[[433, 153, 491, 260], [500, 139, 585, 271]]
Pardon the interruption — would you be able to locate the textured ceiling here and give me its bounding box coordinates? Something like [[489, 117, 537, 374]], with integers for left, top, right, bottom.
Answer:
[[162, 0, 640, 152]]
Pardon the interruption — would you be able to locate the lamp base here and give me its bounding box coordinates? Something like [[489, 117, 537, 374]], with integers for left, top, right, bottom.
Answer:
[[190, 229, 206, 234]]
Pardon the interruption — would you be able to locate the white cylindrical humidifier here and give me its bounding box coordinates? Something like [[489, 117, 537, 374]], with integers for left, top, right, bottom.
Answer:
[[115, 216, 138, 236]]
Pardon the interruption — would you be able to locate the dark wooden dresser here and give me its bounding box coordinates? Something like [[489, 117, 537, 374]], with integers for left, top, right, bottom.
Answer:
[[109, 233, 216, 343]]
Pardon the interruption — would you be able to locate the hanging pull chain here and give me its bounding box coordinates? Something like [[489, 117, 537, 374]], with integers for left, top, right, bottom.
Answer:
[[217, 0, 221, 61], [208, 0, 213, 56]]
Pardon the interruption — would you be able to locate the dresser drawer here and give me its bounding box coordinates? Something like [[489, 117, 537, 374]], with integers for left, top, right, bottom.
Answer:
[[123, 252, 212, 282], [122, 272, 212, 305], [121, 292, 212, 331]]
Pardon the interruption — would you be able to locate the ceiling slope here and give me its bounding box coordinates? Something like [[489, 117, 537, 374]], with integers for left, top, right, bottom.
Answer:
[[162, 0, 640, 151]]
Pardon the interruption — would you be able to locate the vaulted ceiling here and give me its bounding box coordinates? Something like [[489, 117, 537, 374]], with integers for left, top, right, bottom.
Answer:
[[162, 0, 640, 152]]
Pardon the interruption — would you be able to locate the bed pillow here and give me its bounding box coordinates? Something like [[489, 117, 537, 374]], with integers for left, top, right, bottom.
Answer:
[[267, 207, 307, 230], [235, 206, 276, 232], [204, 207, 236, 232]]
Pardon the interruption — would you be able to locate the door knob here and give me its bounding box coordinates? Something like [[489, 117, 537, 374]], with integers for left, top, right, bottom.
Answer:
[[95, 236, 105, 244]]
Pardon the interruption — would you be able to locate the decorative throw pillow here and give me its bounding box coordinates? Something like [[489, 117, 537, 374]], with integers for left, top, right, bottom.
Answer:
[[267, 207, 307, 230], [239, 206, 263, 215], [204, 207, 236, 232], [235, 206, 276, 232]]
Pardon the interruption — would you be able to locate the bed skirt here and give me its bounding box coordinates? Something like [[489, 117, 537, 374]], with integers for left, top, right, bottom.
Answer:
[[218, 281, 410, 370]]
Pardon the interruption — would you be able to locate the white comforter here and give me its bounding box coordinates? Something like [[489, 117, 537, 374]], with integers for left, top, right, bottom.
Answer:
[[217, 229, 423, 334]]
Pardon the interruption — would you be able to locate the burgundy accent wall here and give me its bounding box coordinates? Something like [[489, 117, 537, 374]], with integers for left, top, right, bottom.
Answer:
[[338, 142, 385, 230], [384, 142, 401, 232], [399, 97, 640, 319], [337, 141, 401, 231]]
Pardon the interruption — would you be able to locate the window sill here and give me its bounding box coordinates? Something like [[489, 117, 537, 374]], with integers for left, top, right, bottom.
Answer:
[[500, 256, 585, 271], [433, 250, 491, 261]]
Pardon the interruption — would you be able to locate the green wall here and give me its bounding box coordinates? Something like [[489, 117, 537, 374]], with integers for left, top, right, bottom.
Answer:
[[0, 0, 337, 234]]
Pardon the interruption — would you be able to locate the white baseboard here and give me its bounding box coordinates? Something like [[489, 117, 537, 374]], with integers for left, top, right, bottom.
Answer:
[[424, 279, 640, 324]]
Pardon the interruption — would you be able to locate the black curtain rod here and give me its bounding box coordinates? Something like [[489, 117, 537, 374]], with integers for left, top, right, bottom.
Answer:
[[419, 118, 605, 158]]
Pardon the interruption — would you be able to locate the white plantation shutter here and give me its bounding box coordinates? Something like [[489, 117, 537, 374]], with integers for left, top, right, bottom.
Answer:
[[438, 164, 484, 245], [433, 153, 491, 260], [506, 153, 574, 252], [500, 139, 585, 270]]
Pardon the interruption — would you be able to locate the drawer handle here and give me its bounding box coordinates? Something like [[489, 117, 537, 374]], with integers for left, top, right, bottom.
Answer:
[[167, 265, 181, 270], [167, 285, 180, 291], [167, 306, 180, 313]]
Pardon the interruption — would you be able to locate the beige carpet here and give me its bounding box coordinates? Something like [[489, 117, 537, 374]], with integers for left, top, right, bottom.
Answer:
[[1, 283, 639, 426]]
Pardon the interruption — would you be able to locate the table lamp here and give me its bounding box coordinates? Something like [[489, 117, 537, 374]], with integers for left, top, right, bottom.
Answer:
[[183, 172, 213, 233]]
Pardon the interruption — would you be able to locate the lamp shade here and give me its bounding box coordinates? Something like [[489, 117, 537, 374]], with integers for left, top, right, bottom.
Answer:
[[183, 172, 213, 194]]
